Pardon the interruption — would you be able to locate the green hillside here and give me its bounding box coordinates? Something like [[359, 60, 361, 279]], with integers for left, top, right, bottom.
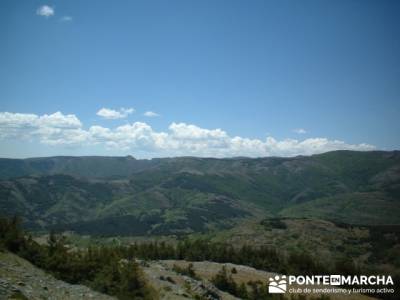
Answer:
[[0, 150, 399, 235]]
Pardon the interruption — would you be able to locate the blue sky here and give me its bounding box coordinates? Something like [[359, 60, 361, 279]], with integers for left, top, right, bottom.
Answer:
[[0, 0, 399, 158]]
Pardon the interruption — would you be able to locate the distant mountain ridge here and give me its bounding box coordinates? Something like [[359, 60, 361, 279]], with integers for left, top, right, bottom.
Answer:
[[0, 155, 281, 179], [0, 150, 399, 235], [1, 150, 398, 179], [0, 155, 158, 179]]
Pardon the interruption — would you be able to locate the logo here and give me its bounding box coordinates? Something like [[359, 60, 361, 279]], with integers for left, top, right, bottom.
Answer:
[[330, 275, 341, 285], [267, 274, 394, 295], [269, 275, 287, 293]]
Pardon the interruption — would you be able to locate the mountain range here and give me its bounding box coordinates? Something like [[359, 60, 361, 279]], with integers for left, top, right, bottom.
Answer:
[[0, 150, 399, 235]]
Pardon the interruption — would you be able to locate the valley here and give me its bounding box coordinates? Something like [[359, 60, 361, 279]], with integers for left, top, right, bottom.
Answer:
[[1, 150, 399, 299]]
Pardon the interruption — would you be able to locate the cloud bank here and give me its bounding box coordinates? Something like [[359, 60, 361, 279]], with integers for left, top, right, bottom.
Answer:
[[0, 111, 375, 157]]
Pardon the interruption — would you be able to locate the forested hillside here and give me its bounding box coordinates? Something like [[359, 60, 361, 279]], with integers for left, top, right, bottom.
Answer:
[[0, 151, 399, 235]]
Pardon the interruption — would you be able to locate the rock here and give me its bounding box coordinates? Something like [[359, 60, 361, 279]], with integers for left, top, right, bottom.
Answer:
[[0, 252, 116, 300]]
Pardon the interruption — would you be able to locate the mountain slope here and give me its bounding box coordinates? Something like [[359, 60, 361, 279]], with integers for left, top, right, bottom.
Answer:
[[280, 191, 400, 225], [0, 251, 115, 299], [0, 150, 399, 235]]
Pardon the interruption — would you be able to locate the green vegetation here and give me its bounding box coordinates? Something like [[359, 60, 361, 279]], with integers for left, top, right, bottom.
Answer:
[[211, 266, 239, 297], [0, 215, 353, 276], [2, 215, 400, 300], [211, 267, 331, 300], [260, 218, 288, 230], [280, 192, 400, 225], [1, 151, 400, 299], [9, 291, 29, 300], [172, 263, 199, 279], [1, 151, 400, 236], [0, 216, 156, 300]]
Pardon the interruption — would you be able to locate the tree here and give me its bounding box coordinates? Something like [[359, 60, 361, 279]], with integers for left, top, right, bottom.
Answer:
[[211, 266, 237, 296]]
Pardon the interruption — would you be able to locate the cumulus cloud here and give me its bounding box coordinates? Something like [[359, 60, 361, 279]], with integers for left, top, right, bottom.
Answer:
[[169, 123, 227, 140], [0, 111, 376, 157], [0, 112, 83, 145], [293, 128, 307, 134], [38, 112, 82, 128], [96, 107, 135, 119], [143, 111, 160, 117], [36, 5, 54, 17]]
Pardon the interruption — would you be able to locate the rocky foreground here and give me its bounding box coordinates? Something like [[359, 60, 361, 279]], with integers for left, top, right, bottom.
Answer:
[[0, 252, 115, 300], [141, 260, 241, 300], [0, 251, 379, 300], [142, 260, 377, 300]]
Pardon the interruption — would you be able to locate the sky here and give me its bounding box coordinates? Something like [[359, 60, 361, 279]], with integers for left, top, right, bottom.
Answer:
[[0, 0, 399, 158]]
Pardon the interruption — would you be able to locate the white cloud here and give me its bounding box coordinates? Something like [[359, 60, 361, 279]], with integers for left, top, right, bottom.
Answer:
[[293, 128, 307, 134], [0, 112, 83, 145], [36, 5, 54, 17], [96, 107, 135, 119], [143, 111, 160, 117], [60, 16, 73, 22], [38, 112, 82, 128], [169, 122, 227, 140], [0, 111, 376, 157]]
